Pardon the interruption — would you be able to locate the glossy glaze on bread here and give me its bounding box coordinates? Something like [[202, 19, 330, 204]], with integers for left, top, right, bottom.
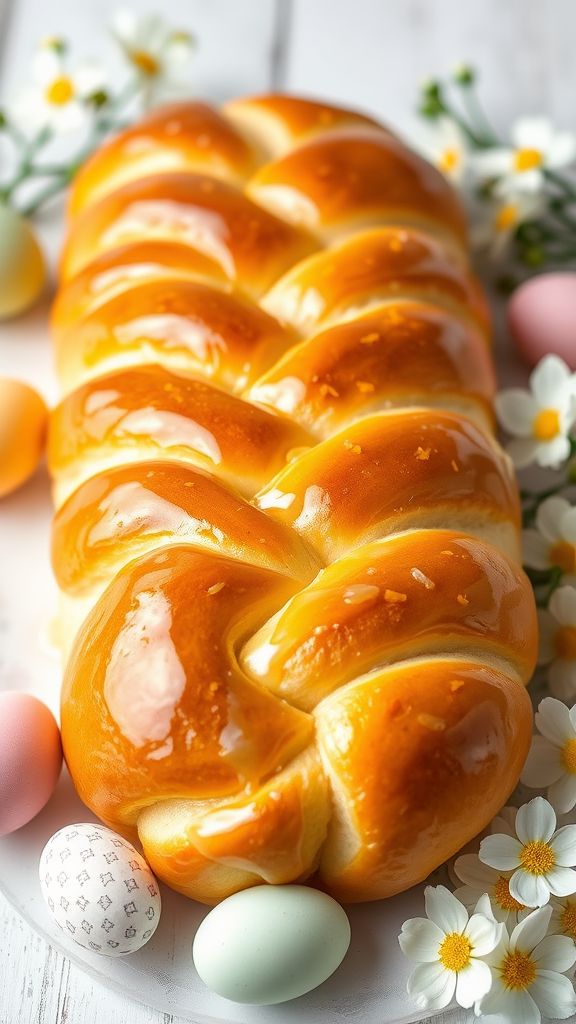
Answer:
[[51, 94, 536, 904]]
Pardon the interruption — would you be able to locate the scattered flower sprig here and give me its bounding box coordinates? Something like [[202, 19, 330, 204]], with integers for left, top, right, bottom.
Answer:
[[495, 354, 576, 615], [417, 66, 576, 273], [0, 10, 195, 217], [400, 353, 576, 1021]]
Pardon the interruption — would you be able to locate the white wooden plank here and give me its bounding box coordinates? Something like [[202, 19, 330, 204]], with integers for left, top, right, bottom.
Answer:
[[0, 0, 279, 103], [286, 0, 576, 137]]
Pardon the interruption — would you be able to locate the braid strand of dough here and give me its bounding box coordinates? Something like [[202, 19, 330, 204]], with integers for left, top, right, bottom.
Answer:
[[50, 95, 536, 904]]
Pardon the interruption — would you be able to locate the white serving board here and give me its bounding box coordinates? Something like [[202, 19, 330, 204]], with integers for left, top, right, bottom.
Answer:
[[0, 212, 450, 1024]]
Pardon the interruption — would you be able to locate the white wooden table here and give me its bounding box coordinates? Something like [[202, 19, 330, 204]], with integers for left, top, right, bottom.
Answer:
[[2, 1, 576, 1021]]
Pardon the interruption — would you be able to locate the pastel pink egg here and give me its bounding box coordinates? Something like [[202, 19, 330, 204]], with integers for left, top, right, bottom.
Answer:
[[0, 692, 62, 836], [508, 273, 576, 369]]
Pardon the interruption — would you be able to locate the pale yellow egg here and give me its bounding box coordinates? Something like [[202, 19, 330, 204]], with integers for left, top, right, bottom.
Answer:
[[0, 206, 46, 319], [0, 378, 48, 497]]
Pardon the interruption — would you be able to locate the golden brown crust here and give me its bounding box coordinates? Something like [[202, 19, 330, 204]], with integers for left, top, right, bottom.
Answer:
[[247, 128, 468, 244], [241, 531, 537, 710], [316, 659, 532, 900], [53, 277, 294, 394], [60, 171, 319, 285], [262, 227, 490, 334], [252, 411, 520, 563], [53, 94, 537, 905], [68, 102, 263, 218], [52, 460, 320, 597], [48, 365, 313, 502], [61, 546, 313, 823], [224, 93, 385, 157], [249, 303, 495, 436]]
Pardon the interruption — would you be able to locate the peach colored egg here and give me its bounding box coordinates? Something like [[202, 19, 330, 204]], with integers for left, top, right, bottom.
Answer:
[[0, 378, 48, 498], [508, 273, 576, 369], [0, 692, 62, 836]]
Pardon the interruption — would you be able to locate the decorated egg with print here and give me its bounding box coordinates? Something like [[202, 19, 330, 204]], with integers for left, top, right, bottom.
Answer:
[[39, 823, 161, 956]]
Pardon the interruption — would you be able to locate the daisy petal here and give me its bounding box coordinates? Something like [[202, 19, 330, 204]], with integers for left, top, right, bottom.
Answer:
[[495, 389, 538, 436], [510, 869, 550, 908], [479, 834, 522, 870], [510, 905, 553, 950], [464, 912, 502, 956], [530, 355, 571, 406], [545, 865, 576, 898], [537, 497, 571, 542], [548, 132, 576, 170], [506, 437, 540, 468], [455, 957, 492, 1008], [453, 854, 496, 888], [550, 586, 576, 627], [548, 773, 576, 815], [521, 736, 564, 788], [406, 961, 456, 1011], [550, 824, 576, 864], [532, 933, 576, 972], [512, 116, 553, 152], [562, 508, 576, 544], [424, 885, 467, 934], [538, 435, 571, 469], [398, 918, 444, 962], [535, 697, 573, 744], [478, 976, 541, 1024], [523, 528, 553, 569], [473, 147, 514, 178], [530, 969, 576, 1021], [452, 884, 485, 912], [516, 797, 556, 843]]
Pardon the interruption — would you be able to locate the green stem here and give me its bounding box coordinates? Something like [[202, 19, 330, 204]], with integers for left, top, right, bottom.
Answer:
[[19, 175, 69, 217], [455, 81, 500, 147]]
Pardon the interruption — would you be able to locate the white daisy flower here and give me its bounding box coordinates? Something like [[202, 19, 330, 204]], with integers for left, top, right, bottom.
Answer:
[[472, 188, 545, 258], [549, 894, 576, 942], [9, 38, 104, 136], [477, 905, 576, 1024], [453, 854, 529, 925], [398, 885, 502, 1011], [539, 587, 576, 702], [495, 355, 576, 469], [522, 699, 576, 814], [111, 9, 195, 98], [473, 116, 576, 194], [524, 497, 576, 585], [479, 796, 576, 908], [418, 117, 471, 185]]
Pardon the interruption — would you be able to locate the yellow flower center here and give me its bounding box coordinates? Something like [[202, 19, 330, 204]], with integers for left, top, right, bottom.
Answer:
[[130, 49, 160, 75], [514, 147, 543, 172], [501, 949, 537, 989], [45, 75, 74, 106], [519, 839, 555, 875], [439, 148, 459, 172], [561, 900, 576, 938], [493, 875, 526, 912], [533, 408, 561, 441], [438, 932, 472, 972], [495, 203, 518, 232], [550, 540, 576, 574], [562, 738, 576, 774]]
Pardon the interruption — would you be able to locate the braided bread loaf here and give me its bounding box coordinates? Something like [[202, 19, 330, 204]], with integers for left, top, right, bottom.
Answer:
[[50, 94, 537, 904]]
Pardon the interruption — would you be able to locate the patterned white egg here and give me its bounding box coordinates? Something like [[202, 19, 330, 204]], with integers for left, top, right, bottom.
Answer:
[[39, 823, 161, 956]]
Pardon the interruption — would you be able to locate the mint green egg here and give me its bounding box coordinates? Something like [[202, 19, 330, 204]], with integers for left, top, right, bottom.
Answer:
[[192, 884, 351, 1005]]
